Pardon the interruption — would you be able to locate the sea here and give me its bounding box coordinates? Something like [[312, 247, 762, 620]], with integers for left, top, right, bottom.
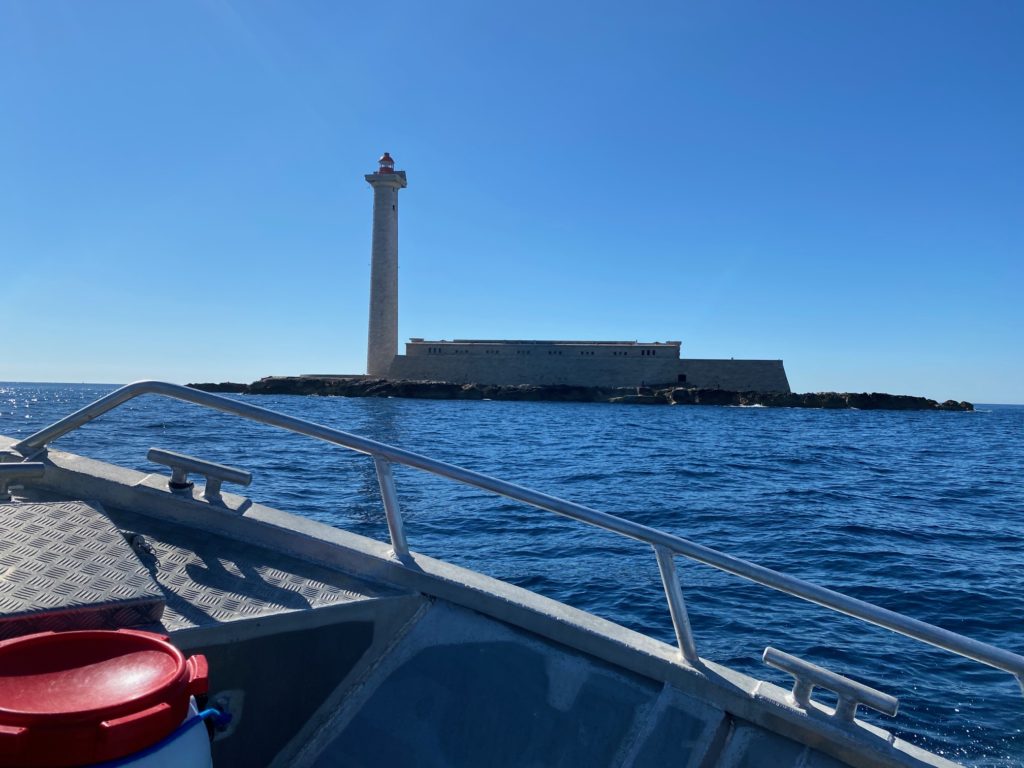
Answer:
[[1, 383, 1021, 766]]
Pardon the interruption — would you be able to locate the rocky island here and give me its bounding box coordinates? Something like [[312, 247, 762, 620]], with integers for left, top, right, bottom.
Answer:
[[187, 377, 973, 411], [185, 156, 978, 413]]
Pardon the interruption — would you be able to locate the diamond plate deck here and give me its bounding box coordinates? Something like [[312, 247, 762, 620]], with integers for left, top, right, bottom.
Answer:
[[0, 500, 165, 639], [100, 506, 400, 632]]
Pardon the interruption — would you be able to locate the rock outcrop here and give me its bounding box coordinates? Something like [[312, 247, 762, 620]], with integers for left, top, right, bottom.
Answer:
[[187, 381, 248, 393], [186, 377, 973, 411], [668, 389, 974, 410]]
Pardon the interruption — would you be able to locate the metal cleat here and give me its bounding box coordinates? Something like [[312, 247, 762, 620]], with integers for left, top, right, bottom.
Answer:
[[763, 647, 899, 723], [147, 448, 252, 504], [0, 462, 45, 502]]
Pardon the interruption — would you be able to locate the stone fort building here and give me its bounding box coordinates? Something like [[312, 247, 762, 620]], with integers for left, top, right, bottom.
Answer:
[[365, 154, 790, 393]]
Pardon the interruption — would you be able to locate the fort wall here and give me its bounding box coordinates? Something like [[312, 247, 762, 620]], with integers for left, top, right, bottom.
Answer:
[[388, 340, 681, 387], [386, 340, 791, 392], [678, 359, 790, 393]]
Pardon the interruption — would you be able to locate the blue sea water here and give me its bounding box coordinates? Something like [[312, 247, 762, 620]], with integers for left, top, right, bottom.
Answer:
[[1, 383, 1021, 766]]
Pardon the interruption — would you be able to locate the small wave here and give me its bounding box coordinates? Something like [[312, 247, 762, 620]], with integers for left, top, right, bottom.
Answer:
[[562, 472, 608, 483], [673, 468, 720, 478]]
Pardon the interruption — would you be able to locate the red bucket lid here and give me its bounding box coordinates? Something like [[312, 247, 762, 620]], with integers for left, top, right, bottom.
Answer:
[[0, 629, 208, 767]]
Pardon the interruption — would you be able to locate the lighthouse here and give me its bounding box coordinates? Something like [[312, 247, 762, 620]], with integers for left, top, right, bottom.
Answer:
[[365, 152, 407, 376]]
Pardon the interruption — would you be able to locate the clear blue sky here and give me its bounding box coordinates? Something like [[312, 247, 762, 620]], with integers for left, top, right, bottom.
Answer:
[[2, 2, 1021, 402]]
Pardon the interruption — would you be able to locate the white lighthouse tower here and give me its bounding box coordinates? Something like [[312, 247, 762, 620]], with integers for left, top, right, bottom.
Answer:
[[365, 152, 407, 377]]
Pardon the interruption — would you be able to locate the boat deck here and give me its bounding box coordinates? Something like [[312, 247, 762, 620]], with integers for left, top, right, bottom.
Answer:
[[102, 503, 399, 632], [0, 497, 400, 639]]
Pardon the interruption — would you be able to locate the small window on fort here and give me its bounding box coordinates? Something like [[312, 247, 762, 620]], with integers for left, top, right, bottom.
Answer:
[[678, 374, 687, 383]]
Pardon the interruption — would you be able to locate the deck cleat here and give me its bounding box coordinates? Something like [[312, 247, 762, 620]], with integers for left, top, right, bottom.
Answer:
[[0, 462, 45, 502], [763, 647, 899, 723], [147, 447, 252, 504]]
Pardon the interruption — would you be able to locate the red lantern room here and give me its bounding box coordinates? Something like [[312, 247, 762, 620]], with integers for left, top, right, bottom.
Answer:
[[378, 152, 395, 173]]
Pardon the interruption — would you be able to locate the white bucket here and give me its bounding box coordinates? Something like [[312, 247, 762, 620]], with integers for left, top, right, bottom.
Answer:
[[94, 699, 213, 768]]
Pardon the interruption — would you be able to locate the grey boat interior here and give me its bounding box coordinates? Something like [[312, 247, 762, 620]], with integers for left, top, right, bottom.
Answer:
[[1, 381, 1021, 767]]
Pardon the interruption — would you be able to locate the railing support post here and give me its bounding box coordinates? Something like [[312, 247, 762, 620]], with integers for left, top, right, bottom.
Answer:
[[373, 457, 410, 560], [654, 545, 700, 665]]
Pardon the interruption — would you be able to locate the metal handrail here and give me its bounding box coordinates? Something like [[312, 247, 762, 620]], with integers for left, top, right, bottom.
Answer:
[[9, 381, 1024, 696]]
